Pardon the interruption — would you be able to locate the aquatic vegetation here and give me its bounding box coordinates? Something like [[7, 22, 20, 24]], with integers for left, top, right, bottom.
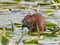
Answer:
[[0, 34, 2, 44], [0, 27, 14, 31], [15, 25, 22, 27], [13, 0, 21, 2], [14, 23, 21, 25], [46, 9, 56, 14], [42, 33, 57, 37], [48, 14, 54, 16], [15, 31, 28, 45], [0, 0, 60, 45], [46, 21, 57, 28], [0, 28, 3, 30], [0, 2, 17, 4], [5, 31, 21, 38], [25, 39, 38, 44], [11, 20, 14, 32], [54, 0, 60, 3], [5, 28, 14, 31], [46, 21, 60, 34], [2, 36, 9, 45], [14, 23, 22, 28]]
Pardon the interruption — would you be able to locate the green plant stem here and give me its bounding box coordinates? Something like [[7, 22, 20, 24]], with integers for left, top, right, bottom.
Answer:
[[15, 34, 25, 45], [11, 20, 14, 32], [2, 25, 6, 36], [52, 28, 60, 34], [29, 23, 34, 35], [36, 23, 40, 33]]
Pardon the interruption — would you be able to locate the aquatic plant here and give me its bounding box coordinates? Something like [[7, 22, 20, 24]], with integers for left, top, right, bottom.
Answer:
[[46, 21, 60, 34], [0, 34, 2, 45], [14, 23, 21, 25], [46, 21, 57, 28], [25, 39, 38, 44], [13, 0, 21, 2], [0, 2, 17, 4], [15, 31, 28, 45], [2, 36, 9, 45], [42, 33, 57, 37], [10, 20, 14, 32], [54, 0, 60, 3], [14, 23, 22, 28]]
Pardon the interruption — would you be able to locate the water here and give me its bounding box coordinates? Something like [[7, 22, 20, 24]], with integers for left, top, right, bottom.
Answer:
[[0, 10, 29, 25], [8, 28, 29, 45], [0, 8, 58, 25], [0, 10, 31, 45], [0, 8, 60, 45], [38, 37, 60, 45]]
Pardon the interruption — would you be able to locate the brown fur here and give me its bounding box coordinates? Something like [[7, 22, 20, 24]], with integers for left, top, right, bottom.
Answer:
[[22, 13, 46, 32]]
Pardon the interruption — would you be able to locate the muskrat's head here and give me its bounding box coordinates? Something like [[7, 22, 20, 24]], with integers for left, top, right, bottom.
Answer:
[[22, 15, 33, 30]]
